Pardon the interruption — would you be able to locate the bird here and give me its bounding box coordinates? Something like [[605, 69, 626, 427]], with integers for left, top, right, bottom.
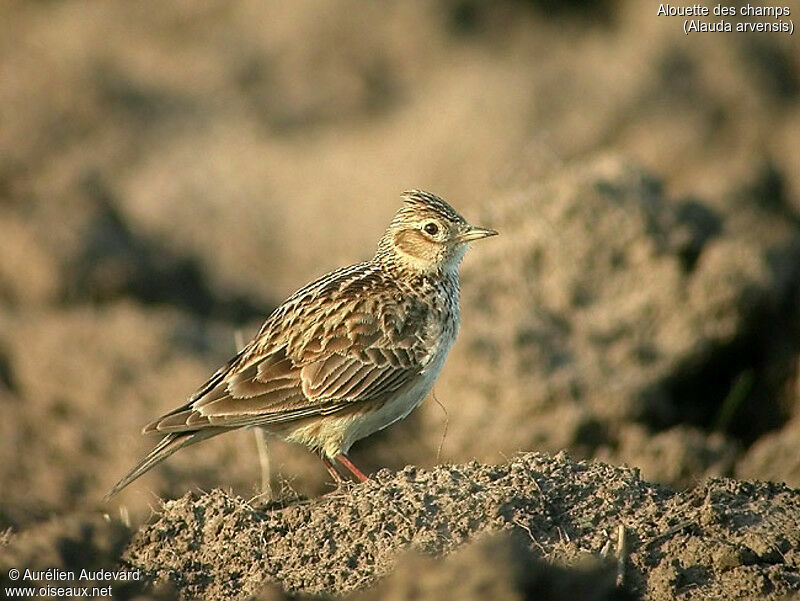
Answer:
[[106, 190, 497, 499]]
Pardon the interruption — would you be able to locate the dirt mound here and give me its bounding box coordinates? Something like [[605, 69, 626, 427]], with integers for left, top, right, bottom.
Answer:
[[123, 453, 800, 600]]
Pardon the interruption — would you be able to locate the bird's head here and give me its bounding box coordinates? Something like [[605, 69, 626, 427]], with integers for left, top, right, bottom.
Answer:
[[376, 190, 497, 276]]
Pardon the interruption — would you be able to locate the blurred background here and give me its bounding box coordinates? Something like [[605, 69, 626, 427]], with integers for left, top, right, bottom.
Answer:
[[1, 0, 800, 584]]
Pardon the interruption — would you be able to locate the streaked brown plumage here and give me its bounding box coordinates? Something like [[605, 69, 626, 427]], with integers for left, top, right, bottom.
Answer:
[[106, 190, 496, 498]]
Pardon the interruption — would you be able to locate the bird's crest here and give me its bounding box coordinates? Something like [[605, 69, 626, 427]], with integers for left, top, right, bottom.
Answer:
[[399, 190, 465, 225]]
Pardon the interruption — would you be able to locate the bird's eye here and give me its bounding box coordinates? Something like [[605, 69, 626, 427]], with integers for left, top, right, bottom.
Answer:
[[423, 222, 440, 236]]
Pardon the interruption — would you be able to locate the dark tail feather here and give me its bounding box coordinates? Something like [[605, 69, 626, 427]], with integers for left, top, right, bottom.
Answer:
[[104, 430, 220, 501]]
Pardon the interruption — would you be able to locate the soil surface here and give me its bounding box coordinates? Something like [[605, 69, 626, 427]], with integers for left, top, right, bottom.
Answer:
[[122, 453, 800, 600], [1, 0, 800, 599]]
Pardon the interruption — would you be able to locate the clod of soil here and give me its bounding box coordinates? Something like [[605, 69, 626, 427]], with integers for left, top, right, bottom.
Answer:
[[125, 452, 800, 600]]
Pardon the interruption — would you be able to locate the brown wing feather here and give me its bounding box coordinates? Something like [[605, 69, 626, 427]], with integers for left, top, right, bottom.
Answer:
[[145, 263, 431, 434]]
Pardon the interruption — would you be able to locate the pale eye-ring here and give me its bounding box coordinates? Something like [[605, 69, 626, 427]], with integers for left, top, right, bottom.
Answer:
[[423, 222, 440, 236]]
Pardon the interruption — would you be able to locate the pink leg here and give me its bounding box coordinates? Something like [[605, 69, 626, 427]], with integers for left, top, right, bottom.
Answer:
[[321, 455, 345, 484], [336, 453, 370, 482]]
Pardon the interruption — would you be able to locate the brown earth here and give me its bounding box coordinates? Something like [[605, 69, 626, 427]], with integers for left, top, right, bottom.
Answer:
[[2, 0, 800, 599], [124, 453, 800, 600], [3, 453, 799, 600]]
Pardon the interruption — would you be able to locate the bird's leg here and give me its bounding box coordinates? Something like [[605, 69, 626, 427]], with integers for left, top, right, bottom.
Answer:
[[321, 455, 345, 485], [336, 453, 370, 482]]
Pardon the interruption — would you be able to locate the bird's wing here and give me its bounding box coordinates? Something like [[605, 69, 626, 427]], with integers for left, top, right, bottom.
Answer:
[[145, 264, 432, 433]]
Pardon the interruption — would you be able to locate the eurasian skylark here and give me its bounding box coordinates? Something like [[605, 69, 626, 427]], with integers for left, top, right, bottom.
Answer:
[[107, 190, 496, 498]]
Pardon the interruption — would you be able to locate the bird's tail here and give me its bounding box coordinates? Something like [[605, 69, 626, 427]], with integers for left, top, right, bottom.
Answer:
[[104, 430, 221, 501]]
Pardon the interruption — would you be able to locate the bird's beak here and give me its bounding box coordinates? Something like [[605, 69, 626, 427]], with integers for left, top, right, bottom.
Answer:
[[458, 225, 498, 242]]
